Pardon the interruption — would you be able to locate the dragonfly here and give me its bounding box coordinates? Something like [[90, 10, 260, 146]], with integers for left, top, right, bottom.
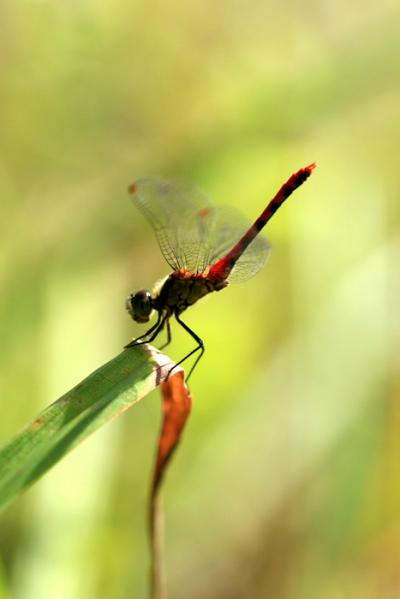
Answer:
[[125, 163, 315, 379]]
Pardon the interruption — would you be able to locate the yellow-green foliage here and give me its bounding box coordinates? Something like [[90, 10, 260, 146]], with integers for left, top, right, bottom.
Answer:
[[0, 1, 399, 598]]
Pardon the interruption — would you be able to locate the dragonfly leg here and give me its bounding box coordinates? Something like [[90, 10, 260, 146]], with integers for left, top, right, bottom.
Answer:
[[158, 319, 172, 350], [166, 314, 204, 381], [125, 313, 165, 348]]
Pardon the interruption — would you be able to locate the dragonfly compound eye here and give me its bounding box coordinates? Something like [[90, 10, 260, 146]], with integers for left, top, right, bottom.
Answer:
[[126, 290, 153, 323]]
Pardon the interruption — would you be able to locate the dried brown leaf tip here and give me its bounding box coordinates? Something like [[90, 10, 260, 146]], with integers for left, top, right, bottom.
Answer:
[[151, 370, 192, 504], [149, 370, 192, 599]]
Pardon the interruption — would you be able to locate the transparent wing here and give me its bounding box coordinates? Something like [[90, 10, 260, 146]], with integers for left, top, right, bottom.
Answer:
[[130, 178, 218, 272], [227, 235, 271, 283], [207, 206, 271, 283], [130, 178, 271, 283]]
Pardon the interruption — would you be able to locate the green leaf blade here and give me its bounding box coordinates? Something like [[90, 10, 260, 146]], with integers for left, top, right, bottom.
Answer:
[[0, 346, 172, 511]]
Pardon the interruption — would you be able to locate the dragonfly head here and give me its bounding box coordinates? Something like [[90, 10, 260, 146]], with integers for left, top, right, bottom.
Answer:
[[126, 290, 154, 323]]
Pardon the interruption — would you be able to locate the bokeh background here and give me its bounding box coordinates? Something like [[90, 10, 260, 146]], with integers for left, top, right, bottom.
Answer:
[[1, 1, 399, 598]]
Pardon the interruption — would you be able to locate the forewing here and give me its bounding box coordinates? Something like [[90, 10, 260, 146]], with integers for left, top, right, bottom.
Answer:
[[130, 178, 217, 272], [130, 179, 271, 281], [208, 206, 271, 283]]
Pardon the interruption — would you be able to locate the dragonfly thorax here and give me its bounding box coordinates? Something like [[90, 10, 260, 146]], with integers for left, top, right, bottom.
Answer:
[[154, 269, 228, 316]]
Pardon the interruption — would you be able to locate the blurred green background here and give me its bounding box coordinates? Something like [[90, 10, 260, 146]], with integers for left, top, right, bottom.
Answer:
[[1, 1, 399, 598]]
